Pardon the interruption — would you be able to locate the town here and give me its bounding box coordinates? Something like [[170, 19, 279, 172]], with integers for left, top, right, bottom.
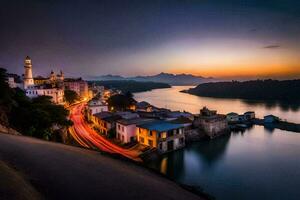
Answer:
[[6, 56, 295, 162]]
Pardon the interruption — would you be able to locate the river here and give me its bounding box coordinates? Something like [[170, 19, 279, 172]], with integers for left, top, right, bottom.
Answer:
[[134, 86, 300, 200]]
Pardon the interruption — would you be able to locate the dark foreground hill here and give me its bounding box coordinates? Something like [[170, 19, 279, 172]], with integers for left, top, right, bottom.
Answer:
[[184, 79, 300, 101], [0, 133, 204, 200]]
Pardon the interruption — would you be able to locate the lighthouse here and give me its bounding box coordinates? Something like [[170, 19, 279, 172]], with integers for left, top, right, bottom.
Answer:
[[23, 56, 34, 89]]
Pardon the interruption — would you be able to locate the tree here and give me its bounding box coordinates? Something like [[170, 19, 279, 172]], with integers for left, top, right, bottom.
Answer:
[[64, 89, 79, 105], [0, 68, 13, 125], [107, 94, 136, 111]]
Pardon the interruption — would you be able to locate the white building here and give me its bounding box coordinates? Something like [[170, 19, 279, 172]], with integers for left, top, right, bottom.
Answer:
[[87, 99, 108, 115], [25, 85, 64, 104], [116, 118, 153, 143], [22, 56, 64, 104], [23, 56, 34, 89], [226, 112, 239, 123]]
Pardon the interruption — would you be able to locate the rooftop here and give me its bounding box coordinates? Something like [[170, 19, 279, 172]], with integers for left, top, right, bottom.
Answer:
[[170, 116, 192, 124], [117, 118, 154, 126], [93, 112, 113, 119], [137, 120, 184, 132]]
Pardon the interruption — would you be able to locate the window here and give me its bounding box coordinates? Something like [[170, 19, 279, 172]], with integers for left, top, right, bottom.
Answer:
[[159, 143, 162, 150], [140, 137, 144, 143], [117, 124, 120, 130], [148, 139, 153, 147], [139, 128, 142, 134], [122, 126, 124, 132]]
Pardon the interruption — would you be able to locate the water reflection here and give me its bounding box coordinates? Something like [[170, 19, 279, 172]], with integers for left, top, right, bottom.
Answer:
[[193, 134, 230, 167], [146, 126, 300, 200]]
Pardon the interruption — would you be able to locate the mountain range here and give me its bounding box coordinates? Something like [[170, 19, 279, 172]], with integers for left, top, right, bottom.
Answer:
[[87, 72, 215, 85]]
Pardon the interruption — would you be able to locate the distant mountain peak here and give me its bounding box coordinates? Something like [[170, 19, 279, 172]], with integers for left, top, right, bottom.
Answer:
[[87, 72, 216, 85]]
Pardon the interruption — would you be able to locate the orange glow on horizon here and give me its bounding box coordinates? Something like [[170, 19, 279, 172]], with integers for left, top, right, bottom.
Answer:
[[167, 63, 300, 79]]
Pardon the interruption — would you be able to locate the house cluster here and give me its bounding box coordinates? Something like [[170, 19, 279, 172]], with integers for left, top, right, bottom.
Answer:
[[226, 111, 256, 123], [7, 56, 89, 104], [86, 88, 234, 153]]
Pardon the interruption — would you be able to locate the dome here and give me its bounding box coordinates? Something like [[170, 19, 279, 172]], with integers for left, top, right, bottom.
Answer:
[[25, 56, 31, 60]]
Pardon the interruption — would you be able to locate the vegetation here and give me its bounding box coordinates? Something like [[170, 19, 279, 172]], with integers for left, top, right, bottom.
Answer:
[[90, 80, 170, 93], [0, 68, 72, 140], [64, 89, 79, 105], [107, 94, 136, 111], [185, 80, 300, 101]]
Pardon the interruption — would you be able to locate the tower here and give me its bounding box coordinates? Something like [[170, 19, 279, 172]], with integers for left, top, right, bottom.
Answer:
[[23, 56, 34, 89]]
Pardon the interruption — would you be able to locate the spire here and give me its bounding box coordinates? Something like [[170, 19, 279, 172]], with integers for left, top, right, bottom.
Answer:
[[25, 55, 31, 60]]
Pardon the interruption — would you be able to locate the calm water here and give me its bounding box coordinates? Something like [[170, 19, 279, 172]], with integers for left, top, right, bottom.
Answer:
[[134, 86, 300, 200], [134, 86, 300, 123]]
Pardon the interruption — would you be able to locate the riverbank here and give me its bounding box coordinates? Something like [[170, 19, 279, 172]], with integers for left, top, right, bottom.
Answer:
[[0, 133, 206, 200], [253, 118, 300, 133]]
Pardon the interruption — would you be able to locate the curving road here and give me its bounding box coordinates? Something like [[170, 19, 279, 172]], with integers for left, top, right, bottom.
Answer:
[[69, 103, 142, 161]]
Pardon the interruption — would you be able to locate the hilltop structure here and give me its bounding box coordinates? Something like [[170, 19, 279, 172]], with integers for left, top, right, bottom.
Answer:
[[23, 56, 34, 89], [22, 56, 64, 104]]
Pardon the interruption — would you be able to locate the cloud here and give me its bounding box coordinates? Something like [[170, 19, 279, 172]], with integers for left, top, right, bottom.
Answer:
[[263, 45, 281, 49]]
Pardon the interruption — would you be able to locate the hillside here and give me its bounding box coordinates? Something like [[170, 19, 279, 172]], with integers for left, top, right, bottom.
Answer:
[[88, 72, 215, 86], [184, 79, 300, 101], [0, 133, 204, 200], [90, 80, 171, 93]]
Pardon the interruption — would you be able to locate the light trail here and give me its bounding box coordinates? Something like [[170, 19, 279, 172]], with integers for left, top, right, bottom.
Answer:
[[69, 103, 142, 162]]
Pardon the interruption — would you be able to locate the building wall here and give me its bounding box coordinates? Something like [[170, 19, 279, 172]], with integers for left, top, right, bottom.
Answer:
[[137, 127, 185, 153], [64, 80, 88, 99], [197, 118, 228, 138], [157, 128, 185, 153], [116, 123, 137, 143], [137, 128, 158, 148], [25, 88, 64, 104], [89, 105, 108, 115], [93, 117, 113, 135], [226, 115, 239, 122]]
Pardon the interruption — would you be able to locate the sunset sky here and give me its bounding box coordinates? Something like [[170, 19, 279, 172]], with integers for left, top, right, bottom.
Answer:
[[1, 0, 300, 79]]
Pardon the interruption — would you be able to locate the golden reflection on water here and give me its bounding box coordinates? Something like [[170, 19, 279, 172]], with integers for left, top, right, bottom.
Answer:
[[134, 86, 300, 123], [160, 157, 168, 174]]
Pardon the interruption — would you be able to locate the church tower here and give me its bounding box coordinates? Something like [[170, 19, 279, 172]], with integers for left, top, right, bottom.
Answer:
[[23, 56, 34, 89]]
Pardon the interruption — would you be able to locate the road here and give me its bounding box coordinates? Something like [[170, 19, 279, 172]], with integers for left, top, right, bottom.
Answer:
[[0, 133, 204, 200], [69, 103, 142, 161]]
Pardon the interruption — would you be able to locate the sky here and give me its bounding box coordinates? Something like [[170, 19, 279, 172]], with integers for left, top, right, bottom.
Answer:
[[1, 0, 300, 79]]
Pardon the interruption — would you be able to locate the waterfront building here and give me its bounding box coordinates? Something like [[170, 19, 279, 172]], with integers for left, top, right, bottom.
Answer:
[[64, 78, 88, 99], [244, 111, 255, 121], [226, 112, 239, 123], [116, 118, 153, 143], [264, 115, 280, 123], [137, 120, 185, 153], [193, 107, 229, 139]]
